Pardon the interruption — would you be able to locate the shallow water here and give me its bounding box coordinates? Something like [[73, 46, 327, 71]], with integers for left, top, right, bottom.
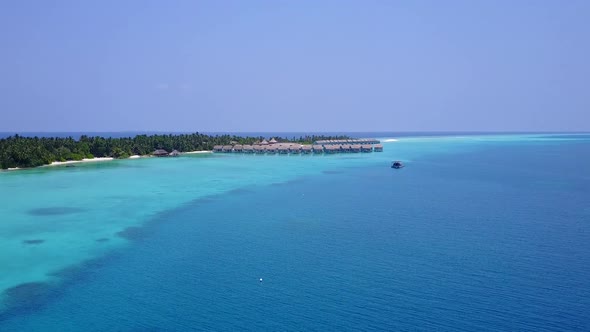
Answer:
[[1, 134, 589, 330]]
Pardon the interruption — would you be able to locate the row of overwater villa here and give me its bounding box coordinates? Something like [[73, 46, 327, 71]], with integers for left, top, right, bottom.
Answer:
[[213, 138, 383, 155]]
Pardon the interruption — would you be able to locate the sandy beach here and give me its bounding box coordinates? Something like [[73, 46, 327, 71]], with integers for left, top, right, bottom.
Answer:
[[184, 151, 213, 154], [2, 151, 212, 172], [48, 157, 115, 167]]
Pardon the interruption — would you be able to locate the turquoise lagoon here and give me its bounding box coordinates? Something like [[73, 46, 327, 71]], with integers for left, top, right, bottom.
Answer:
[[0, 134, 589, 330]]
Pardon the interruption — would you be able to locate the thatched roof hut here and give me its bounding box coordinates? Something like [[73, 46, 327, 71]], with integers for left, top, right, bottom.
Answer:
[[374, 144, 383, 152], [260, 139, 269, 145], [222, 145, 233, 152], [153, 149, 169, 157], [269, 138, 278, 144], [233, 144, 243, 152], [290, 145, 301, 154], [243, 145, 253, 153], [314, 138, 381, 145], [278, 145, 289, 154], [361, 144, 372, 152], [324, 145, 338, 154], [213, 145, 223, 152], [169, 150, 181, 157]]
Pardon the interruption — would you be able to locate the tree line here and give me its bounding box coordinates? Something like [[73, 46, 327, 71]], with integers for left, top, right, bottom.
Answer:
[[0, 133, 350, 169]]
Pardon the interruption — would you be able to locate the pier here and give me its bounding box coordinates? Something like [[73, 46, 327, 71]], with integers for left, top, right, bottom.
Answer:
[[212, 138, 383, 155]]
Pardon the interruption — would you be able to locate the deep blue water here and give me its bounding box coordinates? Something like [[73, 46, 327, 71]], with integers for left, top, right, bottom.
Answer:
[[1, 136, 589, 330]]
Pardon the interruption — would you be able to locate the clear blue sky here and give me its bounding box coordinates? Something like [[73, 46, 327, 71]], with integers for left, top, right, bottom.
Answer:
[[1, 0, 588, 132]]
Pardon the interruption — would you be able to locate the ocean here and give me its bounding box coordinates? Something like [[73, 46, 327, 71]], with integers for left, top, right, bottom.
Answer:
[[0, 134, 589, 331]]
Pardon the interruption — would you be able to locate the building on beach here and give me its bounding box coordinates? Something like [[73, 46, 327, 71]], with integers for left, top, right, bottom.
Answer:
[[153, 149, 169, 157]]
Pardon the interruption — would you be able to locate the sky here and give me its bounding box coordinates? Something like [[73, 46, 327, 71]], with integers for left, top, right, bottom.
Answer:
[[0, 0, 589, 132]]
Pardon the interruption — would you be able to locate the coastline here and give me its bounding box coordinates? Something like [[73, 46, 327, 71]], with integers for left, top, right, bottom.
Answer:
[[46, 157, 115, 167], [1, 151, 213, 172], [183, 151, 213, 154]]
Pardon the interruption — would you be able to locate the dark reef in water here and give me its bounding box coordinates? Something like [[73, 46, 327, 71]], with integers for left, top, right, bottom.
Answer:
[[27, 207, 85, 216], [116, 226, 152, 241], [227, 187, 254, 195], [0, 282, 54, 320], [22, 239, 44, 245], [48, 257, 110, 279], [95, 238, 110, 243]]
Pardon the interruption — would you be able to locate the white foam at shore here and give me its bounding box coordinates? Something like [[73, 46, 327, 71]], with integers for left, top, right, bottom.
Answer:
[[383, 139, 399, 142]]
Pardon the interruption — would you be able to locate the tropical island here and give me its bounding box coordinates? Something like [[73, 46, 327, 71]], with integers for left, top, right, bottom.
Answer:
[[0, 133, 351, 169]]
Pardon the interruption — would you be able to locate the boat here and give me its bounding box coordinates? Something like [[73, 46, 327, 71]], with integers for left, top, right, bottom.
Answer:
[[391, 161, 404, 169]]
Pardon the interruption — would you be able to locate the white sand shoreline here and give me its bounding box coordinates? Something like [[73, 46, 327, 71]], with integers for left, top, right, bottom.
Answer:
[[46, 157, 115, 167], [1, 151, 214, 172], [183, 150, 213, 154]]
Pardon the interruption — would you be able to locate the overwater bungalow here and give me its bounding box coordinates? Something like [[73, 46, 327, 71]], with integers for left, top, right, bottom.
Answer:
[[153, 149, 169, 157], [315, 138, 381, 145], [212, 138, 381, 155], [254, 145, 265, 154], [312, 145, 324, 154], [325, 145, 338, 154], [169, 150, 181, 157], [278, 145, 289, 154], [243, 145, 253, 153]]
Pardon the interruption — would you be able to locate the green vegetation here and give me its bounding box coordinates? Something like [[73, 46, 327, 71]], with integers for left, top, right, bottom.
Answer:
[[0, 133, 350, 169]]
